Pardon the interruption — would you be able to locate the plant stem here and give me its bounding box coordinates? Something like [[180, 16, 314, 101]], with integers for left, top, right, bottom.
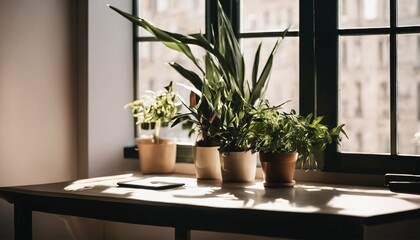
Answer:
[[154, 120, 161, 144]]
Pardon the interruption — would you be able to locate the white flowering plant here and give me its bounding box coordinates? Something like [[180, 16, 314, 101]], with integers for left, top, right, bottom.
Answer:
[[124, 81, 180, 143]]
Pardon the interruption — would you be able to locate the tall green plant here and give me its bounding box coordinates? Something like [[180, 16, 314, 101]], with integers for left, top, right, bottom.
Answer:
[[108, 2, 288, 150], [108, 2, 283, 103]]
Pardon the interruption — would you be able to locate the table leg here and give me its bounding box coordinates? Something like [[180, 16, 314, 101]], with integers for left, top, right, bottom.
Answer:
[[14, 204, 32, 240], [175, 228, 191, 240]]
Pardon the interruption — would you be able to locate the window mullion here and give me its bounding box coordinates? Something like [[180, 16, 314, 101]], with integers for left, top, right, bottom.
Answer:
[[299, 0, 316, 117], [390, 0, 397, 155], [206, 0, 218, 42], [314, 0, 339, 171], [133, 0, 139, 137]]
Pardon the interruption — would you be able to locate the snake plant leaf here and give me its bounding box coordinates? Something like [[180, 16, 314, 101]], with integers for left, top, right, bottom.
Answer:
[[215, 2, 246, 95], [204, 53, 224, 85], [249, 39, 280, 105], [252, 43, 263, 89], [219, 26, 243, 97], [109, 5, 238, 93], [177, 83, 202, 99], [171, 97, 200, 127], [172, 112, 193, 125], [201, 90, 220, 120], [108, 5, 204, 73], [108, 5, 176, 43], [217, 2, 242, 69], [204, 53, 215, 83], [197, 96, 216, 121], [168, 62, 203, 91]]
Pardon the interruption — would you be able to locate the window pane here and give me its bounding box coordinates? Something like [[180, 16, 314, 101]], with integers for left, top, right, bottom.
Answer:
[[137, 42, 205, 141], [397, 34, 420, 155], [138, 0, 205, 37], [339, 0, 389, 28], [339, 35, 390, 154], [241, 37, 299, 113], [398, 0, 420, 26], [240, 0, 299, 32]]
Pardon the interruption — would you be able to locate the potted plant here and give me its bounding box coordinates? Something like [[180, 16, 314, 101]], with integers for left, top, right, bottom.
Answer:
[[216, 100, 258, 183], [109, 2, 287, 182], [172, 87, 223, 180], [247, 100, 347, 187], [125, 82, 180, 174]]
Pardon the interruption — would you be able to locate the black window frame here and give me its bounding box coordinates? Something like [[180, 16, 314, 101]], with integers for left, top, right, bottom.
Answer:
[[317, 0, 420, 174], [128, 0, 420, 175]]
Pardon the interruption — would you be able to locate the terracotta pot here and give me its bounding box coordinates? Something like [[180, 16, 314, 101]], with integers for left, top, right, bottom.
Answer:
[[219, 151, 257, 183], [259, 152, 298, 187], [193, 146, 222, 180], [136, 138, 176, 174]]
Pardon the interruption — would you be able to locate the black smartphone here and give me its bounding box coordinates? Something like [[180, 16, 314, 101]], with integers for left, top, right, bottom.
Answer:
[[117, 178, 185, 190]]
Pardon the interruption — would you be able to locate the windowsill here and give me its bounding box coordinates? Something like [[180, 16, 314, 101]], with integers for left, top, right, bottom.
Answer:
[[125, 142, 385, 187], [124, 144, 194, 163]]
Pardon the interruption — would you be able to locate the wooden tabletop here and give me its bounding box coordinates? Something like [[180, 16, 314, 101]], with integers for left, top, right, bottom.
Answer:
[[1, 173, 420, 239]]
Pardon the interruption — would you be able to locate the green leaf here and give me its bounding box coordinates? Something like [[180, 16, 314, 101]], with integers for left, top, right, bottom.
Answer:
[[169, 62, 203, 91], [176, 82, 202, 98], [249, 39, 281, 104], [311, 116, 324, 126], [252, 43, 262, 89]]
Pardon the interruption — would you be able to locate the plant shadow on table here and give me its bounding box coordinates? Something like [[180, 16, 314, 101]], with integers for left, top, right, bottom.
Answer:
[[64, 183, 135, 199], [172, 180, 401, 215]]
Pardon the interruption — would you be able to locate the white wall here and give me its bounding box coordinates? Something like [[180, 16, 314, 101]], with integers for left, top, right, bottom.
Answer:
[[86, 0, 137, 178], [0, 0, 137, 238], [0, 0, 77, 238], [86, 1, 175, 238], [0, 0, 77, 188]]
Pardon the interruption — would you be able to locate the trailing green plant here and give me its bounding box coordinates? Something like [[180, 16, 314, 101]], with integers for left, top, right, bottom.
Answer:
[[124, 82, 179, 144], [108, 2, 288, 150], [247, 100, 348, 169]]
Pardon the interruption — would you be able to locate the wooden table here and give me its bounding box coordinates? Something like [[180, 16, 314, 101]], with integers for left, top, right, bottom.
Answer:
[[1, 173, 419, 239]]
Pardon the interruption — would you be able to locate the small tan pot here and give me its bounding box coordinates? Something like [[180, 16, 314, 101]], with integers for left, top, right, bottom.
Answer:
[[136, 138, 176, 174], [219, 151, 257, 183], [193, 146, 222, 180], [259, 152, 298, 188]]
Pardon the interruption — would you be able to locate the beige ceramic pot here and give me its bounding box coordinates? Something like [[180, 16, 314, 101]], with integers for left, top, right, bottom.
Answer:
[[219, 151, 257, 183], [259, 152, 298, 187], [193, 146, 222, 180], [136, 138, 176, 174]]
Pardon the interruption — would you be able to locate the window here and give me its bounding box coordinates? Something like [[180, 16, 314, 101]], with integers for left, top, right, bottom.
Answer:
[[132, 0, 420, 174], [323, 0, 420, 173], [240, 0, 299, 111], [134, 0, 206, 141], [363, 0, 378, 20]]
